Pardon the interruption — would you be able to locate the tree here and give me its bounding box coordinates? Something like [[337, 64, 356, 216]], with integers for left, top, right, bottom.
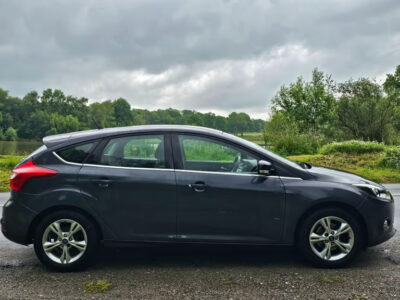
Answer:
[[215, 116, 227, 131], [89, 101, 116, 128], [113, 98, 132, 126], [227, 112, 251, 135], [384, 65, 400, 100], [203, 113, 216, 128], [0, 87, 265, 140], [48, 114, 80, 134], [272, 68, 336, 134], [22, 91, 40, 112], [182, 110, 204, 126], [4, 127, 17, 141], [384, 65, 400, 134], [21, 111, 52, 139], [337, 79, 397, 143]]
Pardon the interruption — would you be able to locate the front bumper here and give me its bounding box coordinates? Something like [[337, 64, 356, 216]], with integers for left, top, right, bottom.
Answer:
[[1, 195, 37, 245], [360, 195, 396, 247]]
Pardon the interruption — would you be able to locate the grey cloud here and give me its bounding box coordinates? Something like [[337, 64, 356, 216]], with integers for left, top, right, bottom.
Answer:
[[0, 0, 399, 118]]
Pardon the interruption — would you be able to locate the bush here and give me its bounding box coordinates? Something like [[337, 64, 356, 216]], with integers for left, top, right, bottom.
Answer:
[[4, 127, 18, 141], [320, 140, 385, 154], [270, 133, 322, 156], [264, 112, 323, 156], [380, 147, 400, 169]]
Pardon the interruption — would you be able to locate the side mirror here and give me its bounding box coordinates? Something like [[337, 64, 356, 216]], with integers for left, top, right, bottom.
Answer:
[[258, 160, 273, 175]]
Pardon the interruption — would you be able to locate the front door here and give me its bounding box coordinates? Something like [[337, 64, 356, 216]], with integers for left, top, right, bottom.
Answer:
[[79, 133, 176, 242], [173, 134, 286, 244]]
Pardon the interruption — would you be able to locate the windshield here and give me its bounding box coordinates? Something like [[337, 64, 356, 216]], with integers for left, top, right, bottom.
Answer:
[[224, 133, 304, 170]]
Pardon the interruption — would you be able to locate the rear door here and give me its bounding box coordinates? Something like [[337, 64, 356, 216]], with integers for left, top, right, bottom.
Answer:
[[79, 133, 176, 242], [172, 133, 286, 244]]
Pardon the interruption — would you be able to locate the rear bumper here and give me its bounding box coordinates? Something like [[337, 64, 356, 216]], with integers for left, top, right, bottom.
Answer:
[[1, 195, 37, 245], [361, 195, 396, 247]]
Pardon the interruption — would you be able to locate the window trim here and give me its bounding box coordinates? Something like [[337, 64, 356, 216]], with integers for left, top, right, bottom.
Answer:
[[53, 151, 83, 166], [174, 168, 302, 179], [53, 150, 302, 179]]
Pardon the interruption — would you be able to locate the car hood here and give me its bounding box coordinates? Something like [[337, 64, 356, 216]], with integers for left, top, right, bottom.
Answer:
[[307, 166, 384, 188]]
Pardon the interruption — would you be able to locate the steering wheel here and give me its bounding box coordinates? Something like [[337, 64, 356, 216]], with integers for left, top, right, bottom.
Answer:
[[231, 153, 253, 173], [232, 153, 258, 173]]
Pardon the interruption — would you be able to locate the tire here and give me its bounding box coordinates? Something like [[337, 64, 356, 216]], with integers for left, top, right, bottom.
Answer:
[[33, 210, 99, 272], [297, 207, 363, 268]]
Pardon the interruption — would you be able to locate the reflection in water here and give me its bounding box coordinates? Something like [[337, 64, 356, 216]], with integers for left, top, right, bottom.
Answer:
[[0, 141, 42, 155]]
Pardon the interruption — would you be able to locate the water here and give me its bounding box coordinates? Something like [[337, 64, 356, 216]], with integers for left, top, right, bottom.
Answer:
[[0, 141, 42, 155]]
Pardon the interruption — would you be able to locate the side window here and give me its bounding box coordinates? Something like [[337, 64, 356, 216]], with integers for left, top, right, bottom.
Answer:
[[178, 135, 258, 173], [99, 135, 166, 169], [57, 142, 97, 163]]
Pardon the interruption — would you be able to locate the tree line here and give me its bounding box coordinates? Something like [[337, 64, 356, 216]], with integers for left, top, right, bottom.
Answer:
[[0, 88, 264, 141], [265, 65, 400, 155], [2, 64, 399, 148]]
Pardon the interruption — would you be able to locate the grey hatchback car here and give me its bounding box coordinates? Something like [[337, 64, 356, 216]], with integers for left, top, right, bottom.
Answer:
[[1, 125, 395, 271]]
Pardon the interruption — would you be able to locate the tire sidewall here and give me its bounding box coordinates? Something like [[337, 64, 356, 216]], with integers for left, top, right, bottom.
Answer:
[[297, 207, 363, 268], [33, 210, 98, 272]]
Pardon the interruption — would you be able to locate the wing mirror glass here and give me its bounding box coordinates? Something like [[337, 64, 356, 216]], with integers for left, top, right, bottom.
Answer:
[[258, 160, 273, 175]]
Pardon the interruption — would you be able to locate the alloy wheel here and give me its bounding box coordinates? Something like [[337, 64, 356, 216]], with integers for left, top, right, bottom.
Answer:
[[309, 216, 354, 261], [42, 219, 88, 264]]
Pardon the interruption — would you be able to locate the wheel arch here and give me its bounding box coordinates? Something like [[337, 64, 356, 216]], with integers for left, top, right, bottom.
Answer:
[[293, 201, 368, 247], [27, 205, 103, 243]]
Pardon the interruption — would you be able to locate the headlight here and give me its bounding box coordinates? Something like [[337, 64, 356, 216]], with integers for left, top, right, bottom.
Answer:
[[352, 183, 393, 201]]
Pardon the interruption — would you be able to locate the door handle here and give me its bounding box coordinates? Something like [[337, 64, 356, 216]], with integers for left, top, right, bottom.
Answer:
[[188, 181, 206, 192], [92, 178, 112, 188]]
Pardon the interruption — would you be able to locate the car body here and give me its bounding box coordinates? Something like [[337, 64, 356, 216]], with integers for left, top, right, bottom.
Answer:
[[1, 125, 396, 270]]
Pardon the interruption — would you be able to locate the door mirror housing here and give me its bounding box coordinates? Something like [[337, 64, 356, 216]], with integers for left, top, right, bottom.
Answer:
[[258, 160, 273, 175]]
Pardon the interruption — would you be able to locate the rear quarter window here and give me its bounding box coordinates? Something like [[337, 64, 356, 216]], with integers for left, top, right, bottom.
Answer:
[[57, 142, 97, 163], [26, 145, 47, 160]]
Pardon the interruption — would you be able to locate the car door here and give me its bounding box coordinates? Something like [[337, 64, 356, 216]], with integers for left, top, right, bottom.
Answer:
[[79, 133, 176, 242], [172, 133, 286, 244]]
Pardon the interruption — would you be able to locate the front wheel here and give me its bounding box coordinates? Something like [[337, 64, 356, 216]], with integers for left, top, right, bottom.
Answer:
[[33, 210, 99, 272], [297, 207, 363, 267]]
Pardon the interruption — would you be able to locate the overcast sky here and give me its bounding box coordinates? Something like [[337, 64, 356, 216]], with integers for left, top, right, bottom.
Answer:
[[1, 0, 399, 119]]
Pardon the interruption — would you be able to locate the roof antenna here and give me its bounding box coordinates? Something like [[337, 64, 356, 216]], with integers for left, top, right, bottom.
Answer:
[[92, 117, 103, 129]]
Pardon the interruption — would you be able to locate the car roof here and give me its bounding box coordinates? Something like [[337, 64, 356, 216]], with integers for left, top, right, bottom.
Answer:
[[42, 125, 232, 148]]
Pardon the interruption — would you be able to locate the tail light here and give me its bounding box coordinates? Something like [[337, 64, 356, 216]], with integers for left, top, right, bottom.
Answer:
[[10, 160, 57, 191]]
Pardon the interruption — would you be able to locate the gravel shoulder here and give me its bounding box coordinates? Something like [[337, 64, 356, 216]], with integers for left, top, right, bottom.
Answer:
[[0, 240, 399, 299]]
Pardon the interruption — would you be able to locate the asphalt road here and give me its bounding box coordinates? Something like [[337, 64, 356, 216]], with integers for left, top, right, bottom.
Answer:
[[0, 186, 399, 299]]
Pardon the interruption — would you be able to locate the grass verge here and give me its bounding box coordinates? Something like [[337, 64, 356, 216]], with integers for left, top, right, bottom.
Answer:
[[0, 155, 24, 192], [289, 153, 400, 183]]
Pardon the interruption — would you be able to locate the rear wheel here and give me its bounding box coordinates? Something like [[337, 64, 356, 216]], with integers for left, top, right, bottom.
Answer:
[[297, 207, 363, 267], [33, 210, 99, 272]]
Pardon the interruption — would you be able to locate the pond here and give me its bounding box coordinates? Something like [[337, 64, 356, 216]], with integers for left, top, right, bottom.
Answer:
[[0, 141, 42, 155]]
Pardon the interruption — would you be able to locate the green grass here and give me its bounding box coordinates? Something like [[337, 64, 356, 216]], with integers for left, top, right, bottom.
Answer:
[[0, 155, 24, 192], [289, 152, 400, 183], [239, 132, 265, 146], [84, 280, 112, 293], [319, 140, 385, 154]]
